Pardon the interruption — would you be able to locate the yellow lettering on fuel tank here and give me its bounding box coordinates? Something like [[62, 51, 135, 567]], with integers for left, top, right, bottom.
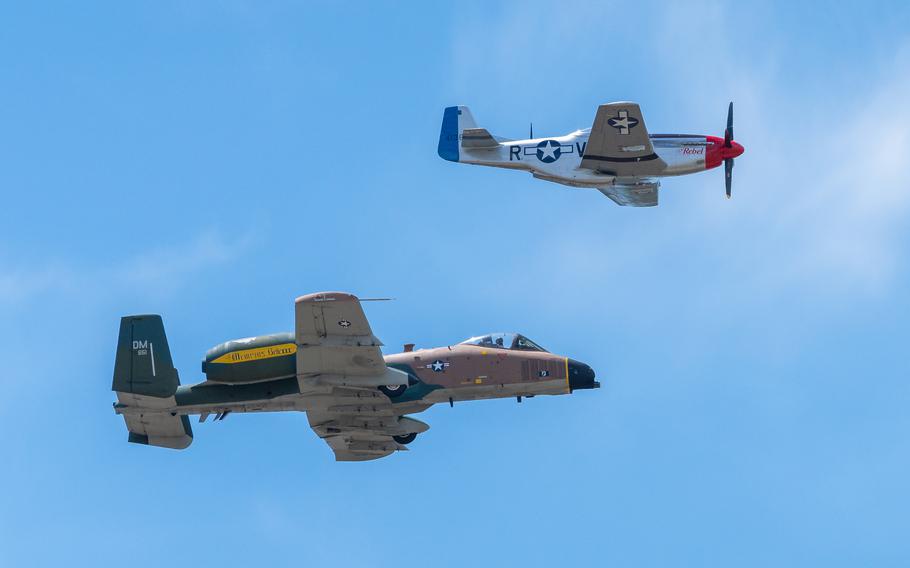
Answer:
[[211, 343, 297, 364]]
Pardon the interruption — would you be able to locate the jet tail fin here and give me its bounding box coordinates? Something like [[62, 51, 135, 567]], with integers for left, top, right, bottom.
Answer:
[[112, 315, 193, 449]]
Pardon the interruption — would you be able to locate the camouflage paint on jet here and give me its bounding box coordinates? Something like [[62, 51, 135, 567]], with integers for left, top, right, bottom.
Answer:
[[111, 292, 598, 461]]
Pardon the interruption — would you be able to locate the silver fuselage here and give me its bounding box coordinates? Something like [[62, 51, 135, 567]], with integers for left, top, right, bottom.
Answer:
[[461, 131, 712, 188]]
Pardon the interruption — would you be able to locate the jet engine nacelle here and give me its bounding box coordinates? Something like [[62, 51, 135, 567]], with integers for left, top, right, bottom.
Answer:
[[203, 333, 297, 384]]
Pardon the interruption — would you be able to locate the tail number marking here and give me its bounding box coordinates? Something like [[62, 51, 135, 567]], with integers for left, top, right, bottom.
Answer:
[[132, 340, 156, 376]]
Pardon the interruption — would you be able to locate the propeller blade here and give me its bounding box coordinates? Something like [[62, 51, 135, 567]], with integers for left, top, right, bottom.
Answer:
[[724, 158, 733, 199], [724, 101, 733, 147]]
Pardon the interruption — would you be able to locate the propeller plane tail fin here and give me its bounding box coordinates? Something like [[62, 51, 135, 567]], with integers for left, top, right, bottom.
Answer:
[[438, 105, 502, 161]]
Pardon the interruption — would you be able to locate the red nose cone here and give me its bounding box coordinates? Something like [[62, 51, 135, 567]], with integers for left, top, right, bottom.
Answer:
[[725, 141, 744, 159], [705, 136, 744, 169]]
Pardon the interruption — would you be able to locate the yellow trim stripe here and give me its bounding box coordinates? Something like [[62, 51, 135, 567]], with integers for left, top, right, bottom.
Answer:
[[565, 357, 570, 393], [211, 343, 297, 364]]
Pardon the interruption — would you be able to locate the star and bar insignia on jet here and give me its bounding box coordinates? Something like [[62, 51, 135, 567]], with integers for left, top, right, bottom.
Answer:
[[426, 359, 450, 372]]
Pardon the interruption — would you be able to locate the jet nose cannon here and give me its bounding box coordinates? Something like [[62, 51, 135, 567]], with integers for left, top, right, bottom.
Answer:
[[567, 359, 599, 391]]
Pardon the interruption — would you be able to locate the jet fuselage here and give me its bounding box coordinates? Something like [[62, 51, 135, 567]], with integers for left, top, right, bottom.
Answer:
[[129, 334, 597, 418]]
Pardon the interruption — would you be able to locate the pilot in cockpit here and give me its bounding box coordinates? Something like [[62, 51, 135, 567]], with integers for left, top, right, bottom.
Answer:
[[459, 333, 547, 352]]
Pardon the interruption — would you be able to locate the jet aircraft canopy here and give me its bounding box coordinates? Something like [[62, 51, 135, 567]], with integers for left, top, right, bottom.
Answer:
[[459, 333, 547, 352]]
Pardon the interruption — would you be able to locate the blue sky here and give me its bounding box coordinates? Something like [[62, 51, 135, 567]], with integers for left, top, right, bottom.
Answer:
[[1, 1, 909, 566]]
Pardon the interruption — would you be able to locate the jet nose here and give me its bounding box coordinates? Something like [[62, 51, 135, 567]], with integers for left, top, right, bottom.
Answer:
[[567, 359, 599, 391]]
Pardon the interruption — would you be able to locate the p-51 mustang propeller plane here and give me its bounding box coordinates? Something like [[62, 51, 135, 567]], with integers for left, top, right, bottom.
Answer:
[[438, 102, 744, 207], [112, 292, 599, 461]]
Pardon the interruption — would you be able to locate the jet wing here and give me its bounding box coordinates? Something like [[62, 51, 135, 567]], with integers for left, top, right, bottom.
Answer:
[[296, 292, 427, 461], [307, 409, 404, 461], [295, 291, 390, 378], [597, 180, 660, 207], [306, 406, 430, 461], [581, 102, 667, 176]]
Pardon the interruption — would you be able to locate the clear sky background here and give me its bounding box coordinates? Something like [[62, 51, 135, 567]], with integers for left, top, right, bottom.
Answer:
[[1, 2, 909, 566]]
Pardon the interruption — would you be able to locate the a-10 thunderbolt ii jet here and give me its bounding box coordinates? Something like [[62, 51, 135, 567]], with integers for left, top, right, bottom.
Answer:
[[112, 292, 598, 461], [438, 102, 744, 206]]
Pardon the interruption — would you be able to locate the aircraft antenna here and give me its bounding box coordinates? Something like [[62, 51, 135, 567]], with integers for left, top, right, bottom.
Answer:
[[529, 122, 533, 139]]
